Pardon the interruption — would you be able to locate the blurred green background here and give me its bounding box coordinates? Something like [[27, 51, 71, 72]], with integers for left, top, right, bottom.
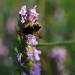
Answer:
[[0, 0, 75, 75]]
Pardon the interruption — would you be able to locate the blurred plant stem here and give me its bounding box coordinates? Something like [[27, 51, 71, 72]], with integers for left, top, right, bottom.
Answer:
[[37, 40, 75, 46]]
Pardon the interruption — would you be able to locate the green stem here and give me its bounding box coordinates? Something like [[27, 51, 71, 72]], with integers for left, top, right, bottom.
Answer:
[[37, 40, 75, 46]]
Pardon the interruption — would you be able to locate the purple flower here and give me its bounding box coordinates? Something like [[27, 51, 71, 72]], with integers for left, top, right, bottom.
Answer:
[[21, 72, 26, 75], [26, 45, 41, 61], [33, 63, 41, 71], [31, 35, 38, 45], [26, 34, 38, 45], [21, 16, 25, 23], [17, 53, 22, 63], [19, 5, 39, 24], [19, 5, 27, 16], [29, 5, 39, 22], [30, 63, 41, 75], [50, 47, 67, 61], [30, 71, 35, 75], [27, 53, 34, 61], [26, 45, 33, 61], [33, 47, 41, 61], [19, 5, 27, 23]]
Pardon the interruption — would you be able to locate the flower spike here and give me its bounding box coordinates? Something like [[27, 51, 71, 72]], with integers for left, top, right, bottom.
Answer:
[[16, 5, 41, 75]]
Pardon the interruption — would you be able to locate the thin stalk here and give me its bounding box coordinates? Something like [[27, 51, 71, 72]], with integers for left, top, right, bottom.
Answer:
[[37, 40, 75, 46]]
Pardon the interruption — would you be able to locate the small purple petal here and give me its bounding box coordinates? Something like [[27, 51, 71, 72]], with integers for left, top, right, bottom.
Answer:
[[50, 47, 66, 61], [30, 63, 41, 75], [17, 53, 22, 62], [33, 47, 41, 61], [29, 5, 39, 20], [19, 5, 27, 16], [19, 5, 39, 23], [27, 53, 34, 61], [21, 72, 26, 75], [26, 35, 38, 45]]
